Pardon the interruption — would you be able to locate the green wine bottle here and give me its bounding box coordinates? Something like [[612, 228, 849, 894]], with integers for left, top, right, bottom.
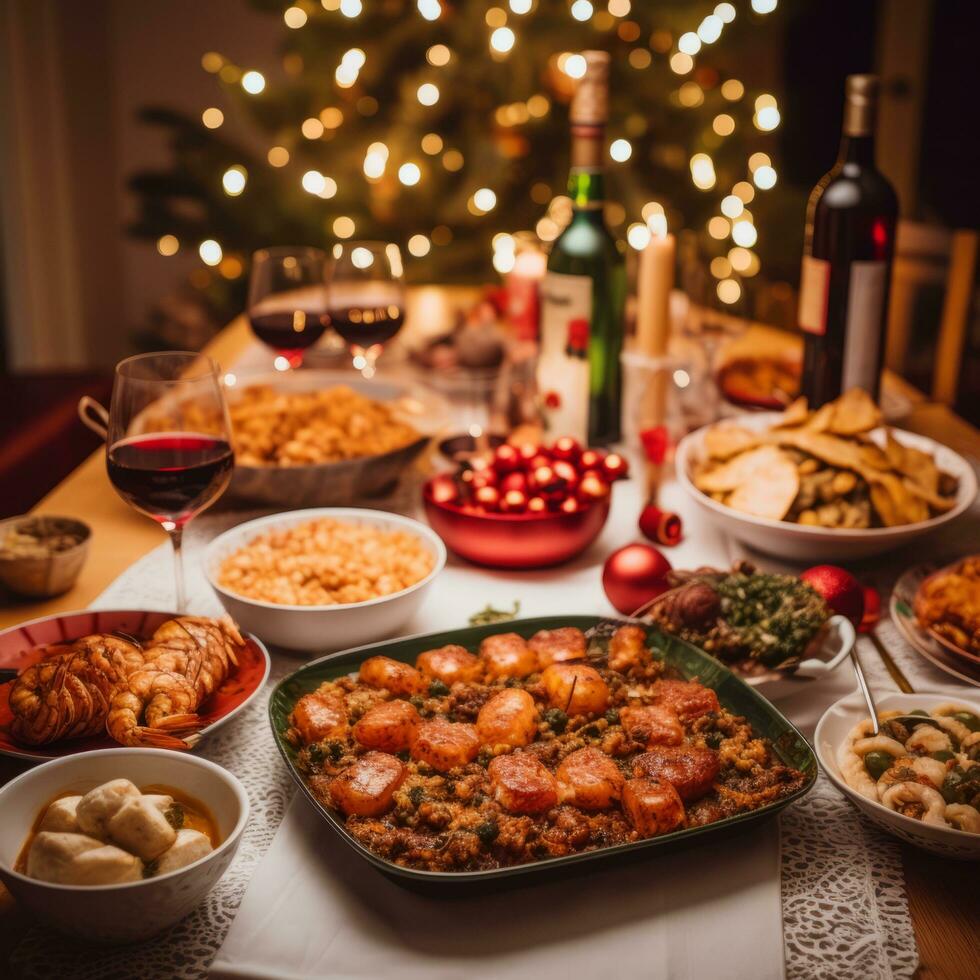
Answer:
[[538, 50, 626, 446]]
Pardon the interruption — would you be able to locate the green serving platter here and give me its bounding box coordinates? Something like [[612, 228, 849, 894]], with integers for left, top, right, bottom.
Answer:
[[269, 616, 816, 890]]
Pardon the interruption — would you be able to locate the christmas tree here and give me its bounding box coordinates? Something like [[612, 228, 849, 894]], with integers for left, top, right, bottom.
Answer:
[[128, 0, 785, 342]]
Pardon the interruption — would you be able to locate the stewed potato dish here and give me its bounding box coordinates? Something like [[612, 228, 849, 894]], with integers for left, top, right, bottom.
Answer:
[[284, 625, 807, 872]]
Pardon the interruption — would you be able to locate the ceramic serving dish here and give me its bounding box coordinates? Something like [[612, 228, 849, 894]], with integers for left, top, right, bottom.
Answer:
[[890, 563, 980, 688], [675, 415, 977, 562], [815, 691, 980, 860], [0, 748, 250, 942], [268, 615, 817, 890], [731, 614, 856, 699], [205, 508, 446, 653], [0, 609, 271, 762], [422, 480, 611, 568], [223, 369, 450, 508], [0, 515, 91, 599]]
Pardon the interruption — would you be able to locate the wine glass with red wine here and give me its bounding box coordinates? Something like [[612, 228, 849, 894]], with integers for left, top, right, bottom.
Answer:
[[248, 246, 329, 369], [105, 352, 234, 613], [327, 241, 405, 378]]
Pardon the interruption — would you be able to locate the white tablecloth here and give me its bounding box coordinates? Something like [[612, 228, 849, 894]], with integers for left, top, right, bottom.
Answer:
[[9, 349, 979, 979]]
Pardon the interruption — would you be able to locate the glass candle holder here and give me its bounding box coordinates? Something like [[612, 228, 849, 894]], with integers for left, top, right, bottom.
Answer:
[[621, 347, 711, 495]]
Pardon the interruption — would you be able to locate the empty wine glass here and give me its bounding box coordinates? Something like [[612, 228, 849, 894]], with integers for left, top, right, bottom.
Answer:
[[248, 246, 330, 369], [327, 241, 406, 378], [85, 352, 234, 613]]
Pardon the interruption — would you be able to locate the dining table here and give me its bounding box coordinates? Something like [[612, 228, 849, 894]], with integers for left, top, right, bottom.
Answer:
[[0, 287, 977, 980]]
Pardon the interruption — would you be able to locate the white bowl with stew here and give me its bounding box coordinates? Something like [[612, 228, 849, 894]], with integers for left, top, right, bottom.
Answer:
[[0, 749, 249, 943], [815, 691, 980, 860]]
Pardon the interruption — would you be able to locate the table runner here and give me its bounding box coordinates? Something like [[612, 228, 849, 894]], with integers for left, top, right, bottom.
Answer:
[[10, 471, 975, 979]]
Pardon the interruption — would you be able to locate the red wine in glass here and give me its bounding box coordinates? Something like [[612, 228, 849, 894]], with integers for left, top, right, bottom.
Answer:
[[107, 433, 234, 527], [248, 248, 329, 369], [248, 308, 330, 362], [328, 303, 405, 349]]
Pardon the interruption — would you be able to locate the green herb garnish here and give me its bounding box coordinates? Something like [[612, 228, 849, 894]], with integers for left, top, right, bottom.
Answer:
[[469, 601, 520, 626], [543, 708, 568, 734]]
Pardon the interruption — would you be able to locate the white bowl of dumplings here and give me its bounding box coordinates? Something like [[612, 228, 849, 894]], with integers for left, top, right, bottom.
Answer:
[[0, 748, 249, 943]]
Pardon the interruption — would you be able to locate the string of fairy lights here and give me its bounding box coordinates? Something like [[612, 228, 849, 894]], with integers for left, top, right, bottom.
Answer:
[[156, 0, 781, 308]]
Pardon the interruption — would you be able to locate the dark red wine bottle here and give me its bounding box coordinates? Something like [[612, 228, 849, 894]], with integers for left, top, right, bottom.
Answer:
[[107, 433, 234, 525], [799, 74, 898, 407]]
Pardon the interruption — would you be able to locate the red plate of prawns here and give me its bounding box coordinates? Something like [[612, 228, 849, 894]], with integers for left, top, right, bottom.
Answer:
[[0, 610, 270, 762]]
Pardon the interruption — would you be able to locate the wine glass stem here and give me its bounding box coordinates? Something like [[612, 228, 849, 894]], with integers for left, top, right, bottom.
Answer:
[[169, 526, 186, 613]]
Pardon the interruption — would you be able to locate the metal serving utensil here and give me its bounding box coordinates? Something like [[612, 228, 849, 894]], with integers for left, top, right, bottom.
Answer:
[[849, 643, 881, 736]]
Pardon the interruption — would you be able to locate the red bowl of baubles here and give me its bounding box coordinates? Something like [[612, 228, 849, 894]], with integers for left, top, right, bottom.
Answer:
[[422, 437, 628, 569]]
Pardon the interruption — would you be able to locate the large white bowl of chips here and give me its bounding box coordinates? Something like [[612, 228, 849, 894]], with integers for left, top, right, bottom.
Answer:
[[676, 414, 977, 562]]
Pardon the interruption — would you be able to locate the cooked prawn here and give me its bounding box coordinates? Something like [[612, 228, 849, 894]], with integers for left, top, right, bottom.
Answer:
[[880, 781, 948, 826], [9, 652, 112, 745], [103, 616, 243, 749]]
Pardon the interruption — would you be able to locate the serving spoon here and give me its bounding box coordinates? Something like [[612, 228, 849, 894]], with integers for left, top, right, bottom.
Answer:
[[849, 643, 881, 736]]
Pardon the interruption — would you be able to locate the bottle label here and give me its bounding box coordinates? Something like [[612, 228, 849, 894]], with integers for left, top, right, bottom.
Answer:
[[798, 256, 830, 335], [841, 260, 887, 393], [538, 271, 592, 443]]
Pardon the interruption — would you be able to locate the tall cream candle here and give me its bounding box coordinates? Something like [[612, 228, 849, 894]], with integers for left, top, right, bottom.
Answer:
[[635, 226, 675, 500], [635, 230, 675, 356]]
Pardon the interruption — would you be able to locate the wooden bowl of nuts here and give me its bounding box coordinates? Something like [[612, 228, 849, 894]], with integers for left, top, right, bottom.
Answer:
[[0, 516, 91, 598]]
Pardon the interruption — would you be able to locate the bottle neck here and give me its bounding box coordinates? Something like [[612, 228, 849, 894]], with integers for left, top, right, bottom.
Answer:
[[568, 122, 605, 209], [567, 169, 605, 210], [837, 133, 875, 167]]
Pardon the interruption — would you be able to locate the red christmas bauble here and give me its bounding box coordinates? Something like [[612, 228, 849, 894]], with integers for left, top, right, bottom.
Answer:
[[799, 565, 865, 626], [500, 470, 528, 494], [552, 459, 580, 496], [601, 452, 629, 482], [474, 485, 501, 511], [530, 464, 560, 494], [526, 496, 548, 514], [860, 586, 881, 633], [500, 488, 528, 513], [579, 449, 605, 472], [551, 436, 582, 464], [518, 443, 540, 465], [578, 472, 610, 502], [428, 474, 460, 506], [639, 504, 683, 546], [560, 496, 581, 514], [493, 443, 522, 474], [528, 453, 552, 472], [602, 543, 673, 615]]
